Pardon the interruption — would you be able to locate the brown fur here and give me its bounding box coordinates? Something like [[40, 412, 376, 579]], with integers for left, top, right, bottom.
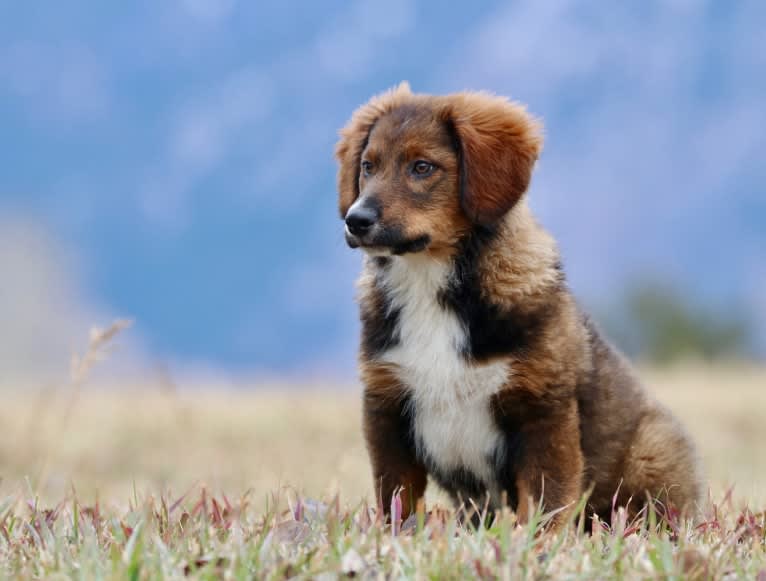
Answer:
[[336, 83, 702, 529]]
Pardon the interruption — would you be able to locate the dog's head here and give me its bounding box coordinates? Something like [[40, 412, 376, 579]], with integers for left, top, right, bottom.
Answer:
[[335, 82, 543, 256]]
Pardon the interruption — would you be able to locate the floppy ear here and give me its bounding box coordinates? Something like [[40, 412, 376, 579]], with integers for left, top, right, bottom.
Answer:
[[335, 82, 413, 218], [444, 93, 543, 226]]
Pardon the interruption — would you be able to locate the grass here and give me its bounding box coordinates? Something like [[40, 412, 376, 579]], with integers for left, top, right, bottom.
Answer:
[[0, 483, 764, 578], [1, 324, 765, 578]]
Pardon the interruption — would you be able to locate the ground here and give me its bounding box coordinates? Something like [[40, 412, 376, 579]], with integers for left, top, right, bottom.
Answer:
[[0, 364, 764, 578]]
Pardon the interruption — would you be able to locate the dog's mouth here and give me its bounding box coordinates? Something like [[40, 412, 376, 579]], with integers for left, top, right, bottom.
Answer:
[[345, 226, 431, 256]]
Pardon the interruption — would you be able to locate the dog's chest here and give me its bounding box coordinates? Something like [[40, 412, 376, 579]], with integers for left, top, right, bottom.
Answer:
[[377, 258, 509, 491]]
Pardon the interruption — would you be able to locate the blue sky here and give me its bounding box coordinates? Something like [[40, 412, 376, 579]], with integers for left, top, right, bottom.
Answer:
[[1, 1, 764, 381]]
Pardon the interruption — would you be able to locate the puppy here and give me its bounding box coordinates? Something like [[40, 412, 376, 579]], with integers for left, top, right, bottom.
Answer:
[[335, 82, 701, 528]]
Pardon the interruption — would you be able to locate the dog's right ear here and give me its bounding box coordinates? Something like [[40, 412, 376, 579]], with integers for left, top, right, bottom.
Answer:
[[335, 82, 413, 218]]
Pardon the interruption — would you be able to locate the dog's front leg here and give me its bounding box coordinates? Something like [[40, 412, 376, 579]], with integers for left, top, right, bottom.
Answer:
[[494, 393, 584, 532], [361, 366, 427, 520], [514, 402, 584, 532]]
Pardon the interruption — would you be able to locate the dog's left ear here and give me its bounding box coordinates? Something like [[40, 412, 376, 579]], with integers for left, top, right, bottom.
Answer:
[[443, 93, 543, 226]]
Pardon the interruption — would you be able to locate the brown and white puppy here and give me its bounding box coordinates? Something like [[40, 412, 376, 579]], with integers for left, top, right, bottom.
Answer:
[[335, 82, 702, 529]]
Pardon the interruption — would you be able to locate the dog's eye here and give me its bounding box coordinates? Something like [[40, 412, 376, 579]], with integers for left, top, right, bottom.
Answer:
[[361, 160, 374, 176], [412, 161, 435, 177]]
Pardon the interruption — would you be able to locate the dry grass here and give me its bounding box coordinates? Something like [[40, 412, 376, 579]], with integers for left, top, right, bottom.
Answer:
[[2, 364, 765, 507], [0, 387, 368, 506], [0, 353, 765, 577]]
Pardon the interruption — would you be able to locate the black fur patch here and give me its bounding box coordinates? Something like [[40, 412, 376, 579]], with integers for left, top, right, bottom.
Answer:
[[490, 432, 523, 511], [438, 226, 556, 361], [360, 277, 401, 358], [368, 223, 431, 256], [392, 234, 431, 255], [421, 456, 487, 506], [394, 394, 419, 456]]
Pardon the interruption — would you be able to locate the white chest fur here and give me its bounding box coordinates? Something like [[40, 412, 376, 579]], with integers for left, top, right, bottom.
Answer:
[[376, 256, 510, 493]]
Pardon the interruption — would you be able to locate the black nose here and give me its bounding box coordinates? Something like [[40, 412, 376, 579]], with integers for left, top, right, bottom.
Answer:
[[345, 205, 379, 236]]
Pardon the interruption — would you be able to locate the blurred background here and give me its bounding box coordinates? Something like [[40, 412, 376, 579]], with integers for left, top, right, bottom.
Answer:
[[1, 1, 764, 505]]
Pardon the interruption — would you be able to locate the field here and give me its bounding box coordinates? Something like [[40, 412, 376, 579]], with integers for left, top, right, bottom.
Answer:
[[1, 364, 765, 578]]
